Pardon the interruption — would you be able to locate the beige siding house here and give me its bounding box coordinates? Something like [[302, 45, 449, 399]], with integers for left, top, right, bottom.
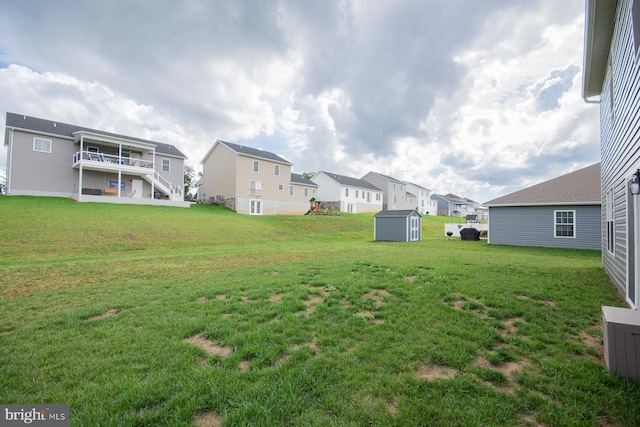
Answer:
[[200, 140, 317, 215]]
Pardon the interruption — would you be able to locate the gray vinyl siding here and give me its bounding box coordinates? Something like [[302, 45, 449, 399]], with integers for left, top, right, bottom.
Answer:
[[488, 205, 601, 250], [600, 0, 640, 297], [8, 129, 77, 196], [375, 217, 409, 241]]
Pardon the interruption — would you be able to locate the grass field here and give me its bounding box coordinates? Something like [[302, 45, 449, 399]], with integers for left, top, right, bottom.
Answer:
[[1, 196, 639, 426]]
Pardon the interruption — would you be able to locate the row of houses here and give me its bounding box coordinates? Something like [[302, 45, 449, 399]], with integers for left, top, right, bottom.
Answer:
[[2, 113, 481, 217], [199, 139, 484, 216]]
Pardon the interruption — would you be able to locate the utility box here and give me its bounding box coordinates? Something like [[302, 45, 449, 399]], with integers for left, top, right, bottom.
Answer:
[[602, 306, 640, 383]]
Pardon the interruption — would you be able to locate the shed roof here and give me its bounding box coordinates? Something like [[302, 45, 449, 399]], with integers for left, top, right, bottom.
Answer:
[[316, 171, 382, 191], [374, 209, 421, 218], [484, 163, 601, 207], [5, 112, 187, 158]]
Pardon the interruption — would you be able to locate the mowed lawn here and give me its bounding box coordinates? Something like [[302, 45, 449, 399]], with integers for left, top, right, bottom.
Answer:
[[1, 196, 639, 426]]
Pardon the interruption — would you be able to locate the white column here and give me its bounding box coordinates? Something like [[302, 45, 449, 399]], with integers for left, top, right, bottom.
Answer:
[[78, 134, 84, 201], [634, 193, 639, 309]]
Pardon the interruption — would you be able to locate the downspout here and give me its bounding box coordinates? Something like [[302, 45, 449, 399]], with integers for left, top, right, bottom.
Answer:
[[151, 150, 155, 199], [6, 127, 13, 194], [78, 133, 84, 202]]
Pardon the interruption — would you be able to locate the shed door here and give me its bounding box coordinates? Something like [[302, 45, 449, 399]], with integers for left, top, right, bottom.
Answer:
[[409, 215, 420, 241]]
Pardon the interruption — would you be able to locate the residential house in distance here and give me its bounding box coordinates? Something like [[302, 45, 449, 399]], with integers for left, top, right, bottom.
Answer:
[[405, 181, 438, 215], [432, 193, 469, 217], [200, 140, 317, 215], [3, 112, 189, 207], [583, 0, 640, 308], [484, 163, 601, 250], [361, 171, 415, 211], [311, 171, 383, 213]]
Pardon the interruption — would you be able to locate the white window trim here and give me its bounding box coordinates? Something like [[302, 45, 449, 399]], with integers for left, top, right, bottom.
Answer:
[[278, 183, 284, 191], [253, 160, 259, 173], [162, 158, 170, 172], [554, 210, 576, 239], [607, 187, 615, 254], [250, 199, 263, 215], [33, 137, 52, 153], [288, 185, 294, 196], [274, 164, 280, 176]]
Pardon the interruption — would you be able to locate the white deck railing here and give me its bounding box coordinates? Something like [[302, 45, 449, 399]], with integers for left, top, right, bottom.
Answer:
[[73, 151, 153, 169]]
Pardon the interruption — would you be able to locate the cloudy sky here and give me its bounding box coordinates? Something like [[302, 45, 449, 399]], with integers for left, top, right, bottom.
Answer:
[[0, 0, 599, 203]]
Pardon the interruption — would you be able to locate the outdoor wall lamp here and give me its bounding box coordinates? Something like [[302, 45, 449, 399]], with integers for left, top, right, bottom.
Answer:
[[631, 169, 640, 196]]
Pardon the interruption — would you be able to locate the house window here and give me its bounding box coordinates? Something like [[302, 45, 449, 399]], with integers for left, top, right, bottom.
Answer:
[[274, 165, 280, 176], [253, 160, 259, 172], [162, 159, 170, 172], [376, 193, 381, 201], [304, 188, 309, 198], [355, 190, 359, 198], [607, 188, 615, 253], [362, 191, 365, 199], [554, 210, 575, 238], [250, 180, 262, 195], [33, 137, 52, 153], [345, 188, 349, 197], [289, 185, 294, 196], [278, 184, 284, 191]]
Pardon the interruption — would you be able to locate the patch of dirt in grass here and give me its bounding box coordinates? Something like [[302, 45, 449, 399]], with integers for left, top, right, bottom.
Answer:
[[404, 275, 416, 283], [362, 289, 390, 307], [476, 354, 533, 391], [415, 363, 457, 380], [300, 295, 324, 315], [197, 296, 207, 302], [500, 317, 526, 337], [293, 337, 320, 354], [241, 294, 248, 302], [216, 294, 226, 300], [269, 271, 280, 276], [309, 286, 330, 296], [87, 309, 117, 321], [184, 334, 233, 357], [221, 313, 231, 319], [275, 354, 290, 367], [541, 299, 556, 308], [269, 293, 285, 302], [577, 326, 605, 365], [521, 413, 547, 427], [341, 298, 352, 307], [239, 360, 250, 373], [193, 411, 223, 427]]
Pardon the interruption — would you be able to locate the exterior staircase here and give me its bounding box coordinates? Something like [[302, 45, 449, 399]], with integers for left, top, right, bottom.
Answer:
[[144, 172, 183, 201]]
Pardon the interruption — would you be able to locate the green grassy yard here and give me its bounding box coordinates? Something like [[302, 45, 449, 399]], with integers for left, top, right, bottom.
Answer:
[[1, 196, 638, 426]]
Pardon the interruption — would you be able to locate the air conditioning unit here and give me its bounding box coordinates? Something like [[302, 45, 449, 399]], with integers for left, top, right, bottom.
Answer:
[[602, 306, 640, 383]]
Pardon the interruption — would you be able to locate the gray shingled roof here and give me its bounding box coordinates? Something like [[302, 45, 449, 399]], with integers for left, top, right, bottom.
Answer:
[[368, 171, 403, 183], [291, 173, 318, 186], [484, 163, 601, 206], [374, 209, 421, 218], [317, 171, 382, 191], [218, 140, 292, 165], [5, 112, 187, 158]]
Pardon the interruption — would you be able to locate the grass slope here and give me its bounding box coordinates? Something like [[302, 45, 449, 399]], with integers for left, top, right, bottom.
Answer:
[[1, 196, 638, 426]]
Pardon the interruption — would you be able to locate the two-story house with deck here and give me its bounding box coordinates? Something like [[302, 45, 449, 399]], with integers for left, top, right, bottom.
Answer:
[[200, 140, 317, 215], [3, 112, 189, 207], [311, 171, 383, 213], [406, 181, 438, 215]]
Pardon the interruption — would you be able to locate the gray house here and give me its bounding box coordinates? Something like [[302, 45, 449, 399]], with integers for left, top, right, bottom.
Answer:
[[583, 0, 640, 308], [484, 163, 601, 250], [374, 210, 422, 242], [362, 171, 415, 211], [3, 112, 189, 207]]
